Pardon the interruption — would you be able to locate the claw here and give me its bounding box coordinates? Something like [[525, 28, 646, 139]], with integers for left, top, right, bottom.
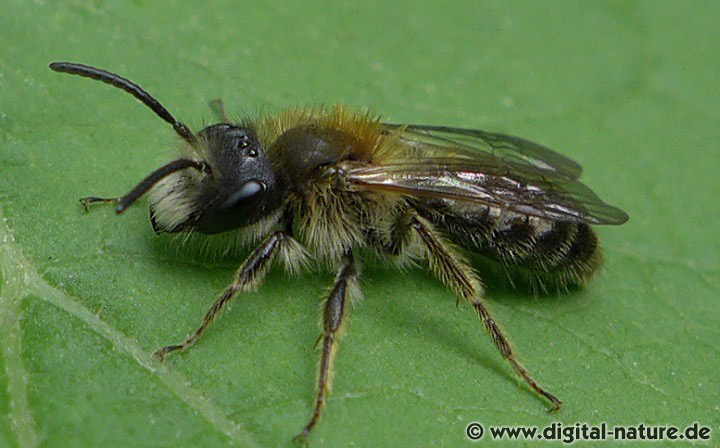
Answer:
[[291, 430, 310, 447], [153, 344, 183, 362], [547, 396, 563, 413], [153, 350, 166, 362]]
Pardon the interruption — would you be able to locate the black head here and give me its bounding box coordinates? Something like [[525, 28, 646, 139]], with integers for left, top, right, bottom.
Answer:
[[49, 62, 284, 235], [184, 124, 283, 234]]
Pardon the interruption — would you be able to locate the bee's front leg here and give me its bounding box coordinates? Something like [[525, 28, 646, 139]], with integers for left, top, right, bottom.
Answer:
[[154, 230, 291, 361]]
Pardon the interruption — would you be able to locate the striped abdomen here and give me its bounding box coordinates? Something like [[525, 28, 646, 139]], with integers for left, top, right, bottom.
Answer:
[[414, 199, 602, 290]]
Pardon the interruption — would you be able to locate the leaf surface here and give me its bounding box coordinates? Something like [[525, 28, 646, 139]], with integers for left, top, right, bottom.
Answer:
[[0, 1, 718, 446]]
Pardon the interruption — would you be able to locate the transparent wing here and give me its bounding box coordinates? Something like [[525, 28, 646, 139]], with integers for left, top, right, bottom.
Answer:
[[382, 123, 583, 180], [346, 158, 628, 225]]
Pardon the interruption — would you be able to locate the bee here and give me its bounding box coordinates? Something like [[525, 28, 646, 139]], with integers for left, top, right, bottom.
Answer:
[[49, 62, 628, 443]]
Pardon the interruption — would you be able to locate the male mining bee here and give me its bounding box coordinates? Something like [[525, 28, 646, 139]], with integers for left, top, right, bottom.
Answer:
[[49, 61, 628, 443]]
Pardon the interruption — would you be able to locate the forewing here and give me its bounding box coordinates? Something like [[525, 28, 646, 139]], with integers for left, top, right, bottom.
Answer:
[[347, 159, 628, 225], [382, 123, 583, 180]]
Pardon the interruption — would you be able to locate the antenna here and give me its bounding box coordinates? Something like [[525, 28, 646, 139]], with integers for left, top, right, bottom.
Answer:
[[81, 158, 211, 214], [49, 62, 197, 145]]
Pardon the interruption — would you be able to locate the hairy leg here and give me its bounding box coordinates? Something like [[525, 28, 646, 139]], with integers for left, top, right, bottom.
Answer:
[[410, 213, 562, 410], [154, 231, 290, 361], [294, 251, 358, 443]]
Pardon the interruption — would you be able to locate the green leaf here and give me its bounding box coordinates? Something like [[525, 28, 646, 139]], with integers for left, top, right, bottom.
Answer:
[[1, 1, 718, 447]]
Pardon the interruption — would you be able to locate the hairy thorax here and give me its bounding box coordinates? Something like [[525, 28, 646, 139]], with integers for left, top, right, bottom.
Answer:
[[264, 110, 404, 264]]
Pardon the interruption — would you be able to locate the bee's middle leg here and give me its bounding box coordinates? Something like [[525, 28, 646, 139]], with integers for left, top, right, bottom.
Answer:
[[294, 250, 358, 444]]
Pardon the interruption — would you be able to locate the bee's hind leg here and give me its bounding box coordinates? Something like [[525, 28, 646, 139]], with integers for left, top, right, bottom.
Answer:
[[294, 250, 358, 444], [409, 213, 562, 411]]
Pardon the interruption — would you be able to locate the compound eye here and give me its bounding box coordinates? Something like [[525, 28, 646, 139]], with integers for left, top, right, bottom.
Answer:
[[221, 180, 265, 211]]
